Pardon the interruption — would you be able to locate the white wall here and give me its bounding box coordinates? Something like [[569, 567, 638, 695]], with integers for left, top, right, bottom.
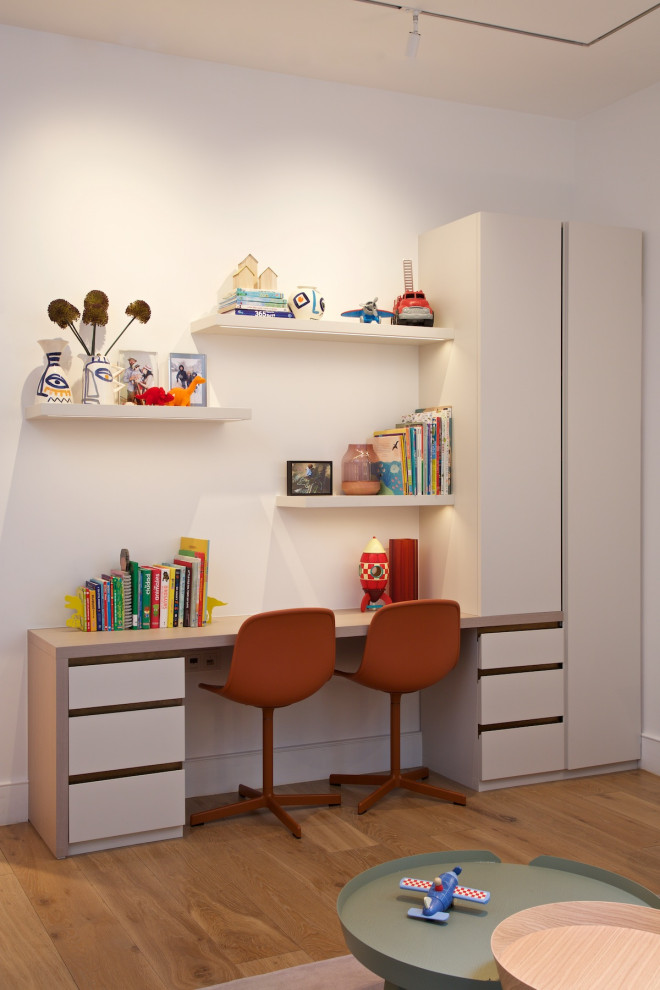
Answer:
[[573, 83, 660, 775], [0, 23, 582, 823]]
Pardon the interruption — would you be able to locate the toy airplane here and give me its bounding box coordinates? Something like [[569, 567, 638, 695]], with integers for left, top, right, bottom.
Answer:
[[341, 297, 395, 324], [399, 866, 490, 923]]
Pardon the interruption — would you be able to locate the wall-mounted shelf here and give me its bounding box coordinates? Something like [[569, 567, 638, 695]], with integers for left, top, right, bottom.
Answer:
[[275, 494, 454, 508], [191, 314, 454, 345], [25, 404, 251, 422]]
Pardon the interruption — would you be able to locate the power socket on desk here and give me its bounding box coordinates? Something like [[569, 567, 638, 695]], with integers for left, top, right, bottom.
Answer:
[[186, 652, 220, 669]]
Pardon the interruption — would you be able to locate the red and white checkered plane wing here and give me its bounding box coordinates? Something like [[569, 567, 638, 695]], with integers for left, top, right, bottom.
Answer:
[[452, 886, 490, 904], [399, 877, 435, 894]]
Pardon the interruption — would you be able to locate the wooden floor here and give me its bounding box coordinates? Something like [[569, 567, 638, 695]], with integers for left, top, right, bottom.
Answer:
[[0, 769, 659, 989]]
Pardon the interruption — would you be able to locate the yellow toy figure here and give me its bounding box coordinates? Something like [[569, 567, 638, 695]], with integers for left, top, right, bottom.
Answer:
[[64, 593, 85, 629], [168, 375, 206, 406]]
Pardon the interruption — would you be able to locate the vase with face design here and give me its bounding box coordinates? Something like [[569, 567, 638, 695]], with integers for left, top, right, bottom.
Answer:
[[36, 338, 73, 404], [82, 354, 116, 404]]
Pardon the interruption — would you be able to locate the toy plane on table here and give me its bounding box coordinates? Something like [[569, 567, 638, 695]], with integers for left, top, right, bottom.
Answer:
[[399, 866, 490, 923]]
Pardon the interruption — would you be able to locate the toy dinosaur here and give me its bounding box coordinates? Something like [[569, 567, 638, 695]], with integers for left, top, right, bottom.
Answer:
[[134, 386, 174, 406], [168, 375, 206, 406]]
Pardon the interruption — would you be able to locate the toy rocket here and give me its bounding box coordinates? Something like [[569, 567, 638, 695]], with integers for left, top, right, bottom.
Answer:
[[359, 536, 392, 612]]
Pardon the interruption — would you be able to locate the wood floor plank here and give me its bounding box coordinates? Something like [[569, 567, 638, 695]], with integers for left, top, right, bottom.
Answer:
[[77, 844, 241, 989], [0, 770, 658, 988], [0, 874, 77, 990], [0, 823, 168, 990]]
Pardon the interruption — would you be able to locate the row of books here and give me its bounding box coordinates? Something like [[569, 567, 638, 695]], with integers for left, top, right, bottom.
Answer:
[[217, 287, 294, 319], [371, 406, 452, 495], [75, 537, 210, 632]]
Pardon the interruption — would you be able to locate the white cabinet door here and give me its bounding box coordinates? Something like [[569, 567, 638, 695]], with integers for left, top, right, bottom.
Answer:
[[69, 707, 184, 774], [69, 770, 185, 843], [69, 657, 184, 708]]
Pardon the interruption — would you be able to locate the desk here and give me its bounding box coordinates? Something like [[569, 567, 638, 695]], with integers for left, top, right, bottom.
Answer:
[[27, 609, 562, 858], [337, 852, 660, 990]]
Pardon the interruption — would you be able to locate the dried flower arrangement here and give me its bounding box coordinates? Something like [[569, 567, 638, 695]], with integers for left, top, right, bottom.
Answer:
[[47, 291, 151, 356]]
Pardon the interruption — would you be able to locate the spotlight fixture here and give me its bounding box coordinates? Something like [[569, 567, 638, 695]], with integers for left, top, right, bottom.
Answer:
[[406, 8, 421, 57]]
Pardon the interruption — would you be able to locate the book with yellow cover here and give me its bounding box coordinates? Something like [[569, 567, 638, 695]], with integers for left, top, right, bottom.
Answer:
[[179, 536, 210, 624]]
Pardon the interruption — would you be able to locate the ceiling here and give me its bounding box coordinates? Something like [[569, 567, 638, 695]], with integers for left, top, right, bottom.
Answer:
[[1, 0, 660, 119]]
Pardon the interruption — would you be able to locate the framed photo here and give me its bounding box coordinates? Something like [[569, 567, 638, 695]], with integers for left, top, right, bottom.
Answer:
[[118, 350, 158, 403], [287, 461, 333, 496], [169, 353, 207, 407]]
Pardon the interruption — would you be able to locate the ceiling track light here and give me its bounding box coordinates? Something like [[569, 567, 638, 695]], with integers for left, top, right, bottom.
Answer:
[[406, 8, 421, 57], [355, 0, 660, 48]]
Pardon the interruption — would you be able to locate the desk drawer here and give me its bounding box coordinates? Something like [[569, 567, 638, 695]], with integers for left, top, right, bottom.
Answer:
[[481, 723, 565, 780], [69, 657, 184, 709], [479, 628, 564, 670], [480, 669, 564, 724], [69, 707, 184, 775], [69, 769, 184, 843]]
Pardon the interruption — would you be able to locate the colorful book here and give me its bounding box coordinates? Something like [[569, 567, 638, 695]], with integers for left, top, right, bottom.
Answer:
[[174, 555, 200, 627], [87, 579, 104, 630], [129, 560, 140, 629], [159, 567, 170, 628], [179, 537, 210, 624], [371, 434, 406, 495], [149, 566, 161, 629], [218, 307, 294, 318], [139, 567, 152, 629]]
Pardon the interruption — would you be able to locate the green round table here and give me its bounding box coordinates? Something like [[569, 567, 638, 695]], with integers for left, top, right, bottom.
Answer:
[[337, 851, 660, 990]]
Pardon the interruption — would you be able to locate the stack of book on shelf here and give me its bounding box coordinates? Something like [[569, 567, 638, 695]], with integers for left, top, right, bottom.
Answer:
[[74, 538, 210, 632], [372, 406, 452, 495], [217, 287, 293, 318]]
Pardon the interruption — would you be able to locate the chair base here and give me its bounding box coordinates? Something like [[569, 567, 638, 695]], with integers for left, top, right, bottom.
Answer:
[[329, 765, 467, 815], [189, 784, 341, 838]]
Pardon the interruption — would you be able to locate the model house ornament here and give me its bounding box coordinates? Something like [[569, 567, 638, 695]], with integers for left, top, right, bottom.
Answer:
[[232, 255, 279, 292]]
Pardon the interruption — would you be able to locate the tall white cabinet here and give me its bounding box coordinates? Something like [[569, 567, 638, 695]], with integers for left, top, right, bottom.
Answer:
[[416, 212, 641, 789]]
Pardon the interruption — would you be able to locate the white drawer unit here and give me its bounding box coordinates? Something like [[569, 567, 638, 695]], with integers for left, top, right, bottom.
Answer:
[[69, 656, 184, 708], [69, 770, 185, 847], [478, 627, 565, 782], [479, 627, 564, 669], [479, 669, 564, 724], [63, 655, 185, 855], [69, 707, 185, 775], [481, 723, 565, 781]]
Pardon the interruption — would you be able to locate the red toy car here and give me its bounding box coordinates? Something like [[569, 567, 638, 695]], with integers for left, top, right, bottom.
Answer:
[[392, 260, 434, 327]]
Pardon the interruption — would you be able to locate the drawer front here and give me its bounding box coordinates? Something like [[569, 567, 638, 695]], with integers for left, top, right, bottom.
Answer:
[[69, 657, 184, 709], [69, 769, 185, 843], [481, 723, 565, 780], [69, 707, 184, 775], [480, 669, 564, 724], [479, 628, 564, 670]]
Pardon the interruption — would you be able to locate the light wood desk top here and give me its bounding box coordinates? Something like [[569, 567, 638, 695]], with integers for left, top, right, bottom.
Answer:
[[28, 608, 563, 659]]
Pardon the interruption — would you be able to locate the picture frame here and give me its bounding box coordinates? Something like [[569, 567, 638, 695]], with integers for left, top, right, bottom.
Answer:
[[286, 461, 333, 496], [169, 352, 207, 407], [118, 350, 158, 404]]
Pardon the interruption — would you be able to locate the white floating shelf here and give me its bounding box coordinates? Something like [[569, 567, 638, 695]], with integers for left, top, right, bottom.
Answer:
[[25, 404, 251, 422], [191, 314, 454, 345], [275, 494, 454, 508]]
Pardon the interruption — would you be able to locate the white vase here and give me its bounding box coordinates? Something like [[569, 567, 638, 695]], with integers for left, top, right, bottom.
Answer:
[[36, 338, 73, 404], [82, 354, 117, 404], [287, 285, 325, 320]]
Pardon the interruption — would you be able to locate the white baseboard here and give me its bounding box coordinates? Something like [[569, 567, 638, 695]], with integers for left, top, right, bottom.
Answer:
[[185, 732, 423, 798], [641, 733, 660, 776], [0, 780, 28, 826]]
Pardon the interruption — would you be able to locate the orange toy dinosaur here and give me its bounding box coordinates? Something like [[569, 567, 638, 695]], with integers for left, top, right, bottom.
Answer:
[[167, 375, 206, 406]]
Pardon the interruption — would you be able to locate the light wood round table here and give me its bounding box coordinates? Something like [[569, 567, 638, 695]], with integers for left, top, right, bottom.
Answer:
[[491, 901, 660, 990]]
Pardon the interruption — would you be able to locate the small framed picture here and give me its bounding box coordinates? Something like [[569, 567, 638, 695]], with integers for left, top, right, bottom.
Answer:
[[118, 350, 158, 403], [169, 353, 207, 407], [287, 461, 333, 496]]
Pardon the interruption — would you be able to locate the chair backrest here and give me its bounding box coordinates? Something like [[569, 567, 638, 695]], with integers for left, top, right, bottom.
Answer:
[[353, 599, 461, 694], [221, 607, 336, 709]]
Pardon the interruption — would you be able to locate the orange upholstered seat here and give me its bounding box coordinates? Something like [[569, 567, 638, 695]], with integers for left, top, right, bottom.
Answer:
[[329, 599, 466, 814], [189, 607, 340, 837]]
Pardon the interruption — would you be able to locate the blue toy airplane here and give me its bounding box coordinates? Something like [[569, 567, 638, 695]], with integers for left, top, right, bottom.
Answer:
[[341, 297, 395, 324], [399, 866, 490, 923]]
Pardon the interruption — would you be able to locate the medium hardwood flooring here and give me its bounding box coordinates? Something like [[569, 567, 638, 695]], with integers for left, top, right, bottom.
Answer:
[[0, 769, 658, 989]]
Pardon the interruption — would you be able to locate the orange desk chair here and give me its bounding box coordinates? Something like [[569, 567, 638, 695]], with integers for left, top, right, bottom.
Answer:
[[329, 599, 466, 814], [189, 607, 340, 838]]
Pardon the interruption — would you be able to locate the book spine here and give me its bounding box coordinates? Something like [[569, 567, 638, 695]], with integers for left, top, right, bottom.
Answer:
[[139, 567, 152, 629], [172, 568, 181, 627], [150, 567, 161, 629], [129, 560, 139, 629], [159, 567, 170, 628]]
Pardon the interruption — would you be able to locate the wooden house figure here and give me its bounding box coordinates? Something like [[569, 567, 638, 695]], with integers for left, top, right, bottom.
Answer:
[[258, 267, 278, 291], [233, 254, 259, 291]]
